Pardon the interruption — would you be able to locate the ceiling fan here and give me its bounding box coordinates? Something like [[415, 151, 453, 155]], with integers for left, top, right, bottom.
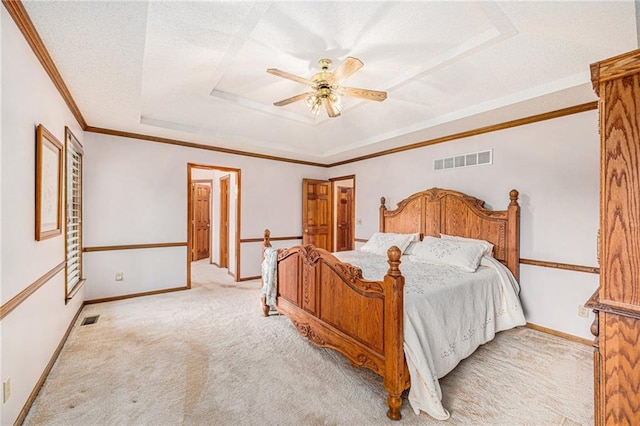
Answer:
[[267, 57, 387, 118]]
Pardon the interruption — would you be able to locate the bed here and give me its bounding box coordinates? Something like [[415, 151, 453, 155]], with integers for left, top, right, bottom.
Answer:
[[260, 187, 525, 420]]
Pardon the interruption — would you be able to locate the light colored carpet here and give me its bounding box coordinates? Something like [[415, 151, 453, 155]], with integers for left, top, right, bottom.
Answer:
[[24, 260, 593, 425]]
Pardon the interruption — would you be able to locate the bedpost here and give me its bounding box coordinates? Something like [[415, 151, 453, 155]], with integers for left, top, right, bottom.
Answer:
[[261, 229, 272, 317], [507, 190, 520, 281], [383, 246, 406, 420], [379, 197, 387, 232]]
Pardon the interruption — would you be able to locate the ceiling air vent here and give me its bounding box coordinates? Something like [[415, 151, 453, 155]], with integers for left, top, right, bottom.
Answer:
[[434, 149, 492, 171]]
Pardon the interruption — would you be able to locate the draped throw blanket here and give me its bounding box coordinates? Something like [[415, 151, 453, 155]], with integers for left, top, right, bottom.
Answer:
[[261, 247, 278, 307]]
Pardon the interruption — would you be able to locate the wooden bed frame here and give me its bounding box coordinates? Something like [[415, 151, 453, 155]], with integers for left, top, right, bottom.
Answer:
[[261, 188, 520, 420]]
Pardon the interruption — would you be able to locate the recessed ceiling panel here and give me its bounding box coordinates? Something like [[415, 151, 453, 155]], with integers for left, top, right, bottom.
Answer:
[[20, 1, 639, 163]]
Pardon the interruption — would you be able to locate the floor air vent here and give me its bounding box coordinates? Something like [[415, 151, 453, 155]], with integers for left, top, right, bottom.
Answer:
[[81, 315, 100, 326]]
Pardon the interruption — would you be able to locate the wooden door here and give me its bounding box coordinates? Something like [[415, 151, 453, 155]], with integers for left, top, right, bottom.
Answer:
[[336, 186, 353, 251], [192, 183, 211, 261], [219, 175, 230, 268], [302, 179, 331, 251]]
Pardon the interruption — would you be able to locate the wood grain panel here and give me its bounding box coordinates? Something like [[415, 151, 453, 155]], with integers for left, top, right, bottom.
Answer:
[[424, 197, 442, 236], [301, 258, 317, 314], [601, 313, 640, 424], [590, 50, 640, 426], [319, 263, 384, 353], [380, 196, 422, 234], [600, 73, 640, 306], [276, 297, 386, 376], [276, 252, 299, 305]]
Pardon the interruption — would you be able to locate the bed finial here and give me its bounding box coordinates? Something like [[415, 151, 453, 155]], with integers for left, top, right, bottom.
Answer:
[[386, 246, 402, 277], [380, 197, 387, 232], [509, 189, 519, 206], [263, 229, 271, 248]]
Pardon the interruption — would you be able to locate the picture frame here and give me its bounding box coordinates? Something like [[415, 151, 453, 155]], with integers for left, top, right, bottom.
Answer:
[[35, 124, 64, 241]]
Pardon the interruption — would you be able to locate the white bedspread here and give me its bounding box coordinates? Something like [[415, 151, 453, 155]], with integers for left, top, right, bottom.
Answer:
[[333, 250, 526, 420]]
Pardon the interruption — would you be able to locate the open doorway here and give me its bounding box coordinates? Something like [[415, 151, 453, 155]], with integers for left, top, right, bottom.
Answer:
[[301, 175, 355, 253], [331, 175, 355, 252], [187, 163, 241, 287]]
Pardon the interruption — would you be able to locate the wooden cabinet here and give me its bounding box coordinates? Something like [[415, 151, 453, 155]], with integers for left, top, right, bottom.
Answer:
[[588, 49, 640, 425]]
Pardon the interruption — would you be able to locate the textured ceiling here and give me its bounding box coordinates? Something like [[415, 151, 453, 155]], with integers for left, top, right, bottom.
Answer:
[[22, 1, 639, 164]]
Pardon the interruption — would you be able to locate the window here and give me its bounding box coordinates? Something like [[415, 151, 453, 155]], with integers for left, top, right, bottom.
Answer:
[[65, 127, 85, 301]]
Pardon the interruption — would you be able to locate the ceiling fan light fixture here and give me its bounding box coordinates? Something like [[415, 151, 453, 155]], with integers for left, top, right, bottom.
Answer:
[[306, 94, 322, 115], [268, 56, 386, 118], [329, 92, 342, 112]]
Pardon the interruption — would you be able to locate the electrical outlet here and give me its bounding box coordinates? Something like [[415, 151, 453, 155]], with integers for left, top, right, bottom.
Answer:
[[578, 304, 589, 318], [3, 378, 10, 403], [115, 272, 124, 281]]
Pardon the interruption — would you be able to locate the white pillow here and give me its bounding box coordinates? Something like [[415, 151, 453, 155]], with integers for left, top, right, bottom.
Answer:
[[440, 233, 494, 257], [403, 240, 420, 256], [360, 232, 415, 256], [410, 236, 485, 272]]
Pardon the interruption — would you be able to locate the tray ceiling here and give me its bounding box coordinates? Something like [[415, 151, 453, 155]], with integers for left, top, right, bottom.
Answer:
[[21, 1, 638, 164]]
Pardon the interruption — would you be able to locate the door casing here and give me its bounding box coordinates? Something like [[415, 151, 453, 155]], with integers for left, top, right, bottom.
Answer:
[[187, 163, 241, 286]]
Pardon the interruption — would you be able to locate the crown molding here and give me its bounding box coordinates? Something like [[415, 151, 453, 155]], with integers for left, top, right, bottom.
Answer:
[[328, 101, 598, 167], [84, 126, 329, 167], [6, 0, 598, 168], [3, 0, 87, 129]]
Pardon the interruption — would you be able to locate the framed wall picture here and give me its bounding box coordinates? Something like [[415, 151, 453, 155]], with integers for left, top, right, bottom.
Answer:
[[36, 124, 64, 241]]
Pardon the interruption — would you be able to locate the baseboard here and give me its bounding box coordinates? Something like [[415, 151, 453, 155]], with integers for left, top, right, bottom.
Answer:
[[84, 286, 189, 304], [525, 322, 593, 346], [239, 275, 260, 282], [15, 303, 84, 425]]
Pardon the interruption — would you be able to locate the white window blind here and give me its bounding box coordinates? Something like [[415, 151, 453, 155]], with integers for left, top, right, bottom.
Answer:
[[65, 129, 84, 300]]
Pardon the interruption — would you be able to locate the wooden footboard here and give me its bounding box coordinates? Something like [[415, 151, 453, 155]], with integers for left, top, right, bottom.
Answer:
[[262, 231, 410, 420]]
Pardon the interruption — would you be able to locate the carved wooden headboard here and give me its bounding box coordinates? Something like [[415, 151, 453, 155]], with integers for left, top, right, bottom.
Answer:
[[379, 188, 520, 280]]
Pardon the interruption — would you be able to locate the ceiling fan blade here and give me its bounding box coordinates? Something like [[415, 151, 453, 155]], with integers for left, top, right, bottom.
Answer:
[[273, 92, 314, 107], [267, 68, 315, 87], [322, 97, 341, 118], [340, 86, 387, 102], [328, 57, 364, 85]]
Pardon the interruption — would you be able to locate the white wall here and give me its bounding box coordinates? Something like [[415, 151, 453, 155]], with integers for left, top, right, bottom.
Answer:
[[1, 8, 86, 424], [83, 110, 600, 339], [329, 111, 600, 340], [82, 132, 326, 293]]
